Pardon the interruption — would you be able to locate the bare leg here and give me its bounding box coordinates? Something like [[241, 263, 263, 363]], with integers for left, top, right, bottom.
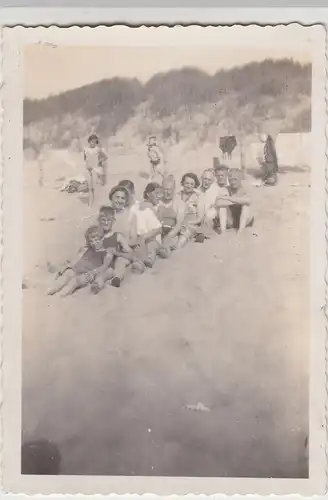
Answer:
[[88, 171, 94, 207], [60, 272, 95, 296], [175, 235, 189, 250], [201, 216, 215, 238], [111, 257, 130, 287], [175, 226, 195, 249], [157, 245, 171, 259], [162, 232, 180, 251], [218, 207, 228, 233], [238, 205, 251, 232], [91, 268, 114, 294], [144, 240, 159, 268], [60, 277, 81, 296], [47, 269, 75, 295], [131, 260, 145, 274]]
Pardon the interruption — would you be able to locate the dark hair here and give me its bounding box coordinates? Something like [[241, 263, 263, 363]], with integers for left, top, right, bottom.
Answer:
[[108, 185, 130, 205], [85, 225, 102, 242], [228, 168, 242, 179], [98, 206, 115, 218], [214, 164, 229, 172], [118, 179, 135, 195], [181, 172, 200, 188], [143, 182, 161, 201], [88, 134, 99, 144]]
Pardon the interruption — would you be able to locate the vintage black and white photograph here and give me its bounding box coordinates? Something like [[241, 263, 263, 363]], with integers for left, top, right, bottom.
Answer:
[[1, 24, 326, 495]]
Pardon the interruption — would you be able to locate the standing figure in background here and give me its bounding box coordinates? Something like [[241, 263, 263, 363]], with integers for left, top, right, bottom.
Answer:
[[219, 136, 237, 161], [147, 136, 166, 183], [258, 134, 279, 187], [83, 134, 108, 207]]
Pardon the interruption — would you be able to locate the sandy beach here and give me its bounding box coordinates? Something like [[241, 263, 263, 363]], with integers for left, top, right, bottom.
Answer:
[[22, 146, 309, 478]]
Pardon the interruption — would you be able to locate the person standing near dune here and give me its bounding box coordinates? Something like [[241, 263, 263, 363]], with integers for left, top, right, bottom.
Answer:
[[258, 133, 279, 186], [147, 136, 167, 182], [83, 134, 108, 207]]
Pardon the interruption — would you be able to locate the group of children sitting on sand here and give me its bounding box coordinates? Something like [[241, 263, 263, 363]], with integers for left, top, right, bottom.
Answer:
[[48, 156, 254, 296]]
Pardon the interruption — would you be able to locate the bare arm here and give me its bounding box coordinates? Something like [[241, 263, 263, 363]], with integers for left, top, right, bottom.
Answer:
[[113, 234, 138, 262], [117, 234, 133, 253], [98, 149, 108, 166], [218, 194, 251, 206], [215, 197, 233, 208], [165, 211, 184, 240], [141, 226, 162, 243], [127, 214, 140, 248], [94, 251, 114, 276]]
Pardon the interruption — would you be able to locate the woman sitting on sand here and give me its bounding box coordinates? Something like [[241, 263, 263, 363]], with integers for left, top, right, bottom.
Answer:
[[129, 182, 169, 267], [108, 184, 143, 281], [215, 168, 254, 234], [174, 172, 207, 248]]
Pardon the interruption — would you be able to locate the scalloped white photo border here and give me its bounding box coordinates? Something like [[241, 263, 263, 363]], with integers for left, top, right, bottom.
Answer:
[[0, 23, 326, 496]]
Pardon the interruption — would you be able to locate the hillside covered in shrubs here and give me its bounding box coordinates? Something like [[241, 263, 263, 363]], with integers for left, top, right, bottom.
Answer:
[[24, 59, 311, 154]]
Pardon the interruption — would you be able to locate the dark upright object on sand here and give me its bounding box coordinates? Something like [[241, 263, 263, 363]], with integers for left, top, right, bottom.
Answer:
[[262, 135, 279, 186]]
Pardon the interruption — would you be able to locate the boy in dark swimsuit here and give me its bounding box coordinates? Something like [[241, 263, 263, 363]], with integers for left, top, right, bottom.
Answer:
[[47, 226, 113, 296], [92, 205, 134, 290]]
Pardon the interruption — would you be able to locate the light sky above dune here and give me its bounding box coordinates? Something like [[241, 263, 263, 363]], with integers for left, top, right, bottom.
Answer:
[[24, 28, 312, 100]]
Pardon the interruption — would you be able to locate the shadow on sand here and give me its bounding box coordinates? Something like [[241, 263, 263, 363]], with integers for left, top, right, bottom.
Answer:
[[21, 439, 61, 475], [247, 165, 309, 179]]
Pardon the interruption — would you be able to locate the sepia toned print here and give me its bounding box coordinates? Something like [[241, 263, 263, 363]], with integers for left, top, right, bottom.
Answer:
[[1, 24, 327, 495]]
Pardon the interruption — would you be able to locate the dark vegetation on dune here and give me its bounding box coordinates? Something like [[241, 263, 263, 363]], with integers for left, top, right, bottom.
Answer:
[[24, 59, 311, 152]]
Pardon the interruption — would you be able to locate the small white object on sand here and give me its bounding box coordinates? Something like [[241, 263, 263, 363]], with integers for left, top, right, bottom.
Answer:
[[186, 402, 211, 412]]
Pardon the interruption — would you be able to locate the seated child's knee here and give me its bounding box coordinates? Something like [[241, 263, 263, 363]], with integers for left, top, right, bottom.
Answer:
[[157, 246, 170, 259], [132, 260, 145, 274], [144, 256, 155, 268]]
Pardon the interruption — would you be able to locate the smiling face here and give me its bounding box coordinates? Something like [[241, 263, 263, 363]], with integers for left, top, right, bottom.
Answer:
[[98, 213, 115, 232], [87, 232, 103, 251], [88, 138, 98, 149], [228, 171, 242, 191], [201, 171, 214, 190], [111, 190, 128, 211], [162, 183, 175, 202], [147, 187, 162, 206], [182, 176, 196, 194]]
